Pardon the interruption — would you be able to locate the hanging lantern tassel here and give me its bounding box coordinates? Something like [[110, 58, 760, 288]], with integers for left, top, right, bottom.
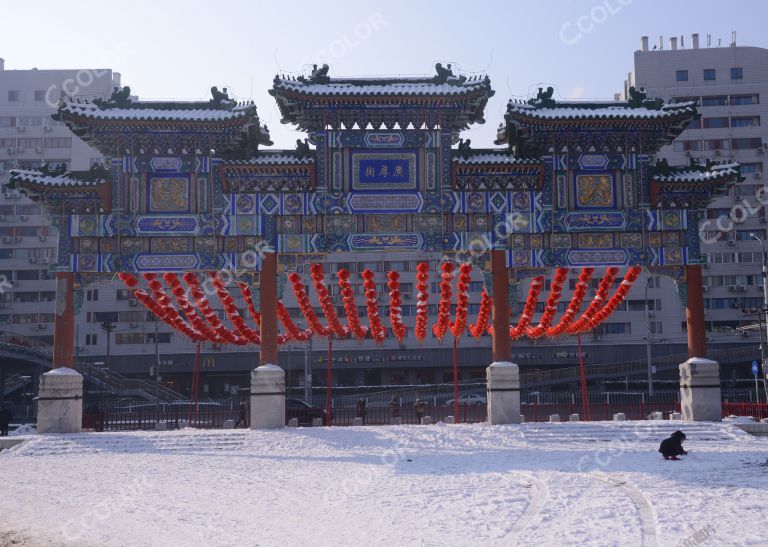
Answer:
[[310, 263, 349, 338], [469, 289, 492, 339], [387, 271, 407, 342]]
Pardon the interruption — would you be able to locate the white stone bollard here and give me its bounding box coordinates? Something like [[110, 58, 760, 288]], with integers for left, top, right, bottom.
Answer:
[[223, 419, 235, 429], [671, 412, 683, 421], [549, 414, 560, 423], [444, 416, 455, 424], [311, 417, 323, 427], [486, 362, 521, 425], [421, 416, 432, 425], [155, 421, 168, 431], [250, 364, 285, 429], [760, 418, 768, 424], [520, 415, 526, 423], [390, 417, 402, 425], [287, 418, 299, 428], [569, 413, 580, 422], [352, 417, 363, 426], [613, 413, 626, 421], [650, 411, 664, 420], [36, 368, 83, 434], [679, 357, 722, 422], [178, 419, 189, 429]]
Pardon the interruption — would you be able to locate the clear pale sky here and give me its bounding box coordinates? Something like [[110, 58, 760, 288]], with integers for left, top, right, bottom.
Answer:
[[2, 0, 766, 148]]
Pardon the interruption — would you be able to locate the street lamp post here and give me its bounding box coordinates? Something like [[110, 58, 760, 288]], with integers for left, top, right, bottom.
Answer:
[[644, 276, 654, 398], [751, 232, 768, 394]]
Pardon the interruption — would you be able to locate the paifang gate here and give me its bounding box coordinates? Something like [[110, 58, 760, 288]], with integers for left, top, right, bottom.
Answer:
[[10, 64, 742, 431]]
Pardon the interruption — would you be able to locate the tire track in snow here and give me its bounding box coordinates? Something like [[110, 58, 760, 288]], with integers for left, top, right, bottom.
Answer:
[[590, 474, 658, 547], [508, 473, 549, 539]]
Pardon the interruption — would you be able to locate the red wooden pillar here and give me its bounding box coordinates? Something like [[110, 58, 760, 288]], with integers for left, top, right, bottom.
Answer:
[[53, 272, 75, 368], [260, 252, 279, 366], [685, 265, 707, 358], [491, 250, 512, 362]]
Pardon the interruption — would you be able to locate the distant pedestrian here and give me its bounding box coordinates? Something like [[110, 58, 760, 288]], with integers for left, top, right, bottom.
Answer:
[[389, 396, 401, 419], [235, 401, 248, 428], [414, 399, 427, 423], [0, 405, 11, 436], [355, 399, 367, 424], [659, 430, 688, 460]]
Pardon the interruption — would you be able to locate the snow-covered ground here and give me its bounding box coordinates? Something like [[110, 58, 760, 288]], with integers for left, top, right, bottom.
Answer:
[[1, 420, 767, 546]]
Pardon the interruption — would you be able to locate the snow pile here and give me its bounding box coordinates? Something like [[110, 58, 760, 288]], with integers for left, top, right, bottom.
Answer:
[[9, 424, 36, 436], [1, 422, 766, 546]]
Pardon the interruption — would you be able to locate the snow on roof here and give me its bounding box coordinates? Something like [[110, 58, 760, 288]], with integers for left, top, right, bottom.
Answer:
[[58, 101, 255, 122], [273, 78, 490, 97], [226, 154, 315, 166], [10, 169, 105, 188], [506, 100, 696, 120], [653, 162, 740, 182], [453, 152, 537, 165]]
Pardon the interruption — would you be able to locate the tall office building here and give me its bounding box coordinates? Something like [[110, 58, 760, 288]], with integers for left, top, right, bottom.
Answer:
[[624, 34, 768, 350], [0, 58, 118, 348]]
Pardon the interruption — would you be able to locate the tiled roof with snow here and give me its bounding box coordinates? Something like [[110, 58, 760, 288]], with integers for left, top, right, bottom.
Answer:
[[272, 76, 491, 97], [58, 101, 257, 122], [9, 169, 106, 188], [506, 100, 697, 121], [453, 151, 539, 165], [652, 162, 741, 182], [226, 153, 315, 166]]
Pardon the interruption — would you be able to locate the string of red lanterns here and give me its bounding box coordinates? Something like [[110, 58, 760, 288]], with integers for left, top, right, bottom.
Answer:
[[362, 268, 386, 343], [387, 271, 407, 342], [432, 262, 454, 342], [526, 267, 569, 339], [451, 263, 472, 340], [546, 267, 594, 337], [310, 263, 349, 338], [510, 275, 545, 339], [119, 264, 644, 347], [337, 268, 368, 340], [414, 262, 430, 343], [469, 289, 492, 339]]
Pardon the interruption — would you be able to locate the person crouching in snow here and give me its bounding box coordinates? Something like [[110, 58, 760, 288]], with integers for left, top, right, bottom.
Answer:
[[659, 430, 688, 460]]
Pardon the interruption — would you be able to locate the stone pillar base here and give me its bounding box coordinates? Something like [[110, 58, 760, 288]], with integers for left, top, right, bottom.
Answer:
[[250, 365, 285, 429], [486, 362, 521, 425], [680, 357, 722, 422], [37, 368, 83, 434]]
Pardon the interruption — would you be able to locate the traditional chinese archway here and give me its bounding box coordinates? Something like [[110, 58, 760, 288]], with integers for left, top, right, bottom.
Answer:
[[10, 66, 742, 432]]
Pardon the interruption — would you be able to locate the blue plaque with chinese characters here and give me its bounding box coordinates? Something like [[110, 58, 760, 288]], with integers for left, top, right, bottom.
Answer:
[[351, 150, 417, 190]]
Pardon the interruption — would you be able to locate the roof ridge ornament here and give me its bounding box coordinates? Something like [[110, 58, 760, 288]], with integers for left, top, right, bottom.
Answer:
[[298, 64, 331, 84], [627, 86, 663, 110], [527, 86, 556, 108], [457, 138, 472, 160], [92, 86, 132, 109]]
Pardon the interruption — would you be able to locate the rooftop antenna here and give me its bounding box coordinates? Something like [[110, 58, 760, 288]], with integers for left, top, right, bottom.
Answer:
[[707, 34, 712, 47], [717, 38, 722, 47], [659, 35, 664, 50], [731, 31, 737, 46], [680, 35, 685, 48]]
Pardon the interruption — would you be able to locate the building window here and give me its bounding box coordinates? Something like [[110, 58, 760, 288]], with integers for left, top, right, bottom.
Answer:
[[85, 334, 98, 346], [43, 137, 72, 148], [675, 70, 688, 82], [686, 118, 701, 130], [731, 67, 743, 80], [7, 90, 20, 102], [34, 90, 46, 102], [731, 138, 763, 150], [701, 96, 728, 107], [731, 116, 760, 128], [703, 69, 716, 81], [731, 94, 759, 105], [86, 289, 99, 302], [672, 140, 702, 152], [702, 117, 729, 129]]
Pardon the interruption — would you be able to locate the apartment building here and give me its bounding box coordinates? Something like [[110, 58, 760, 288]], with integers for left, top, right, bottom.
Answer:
[[626, 34, 768, 347], [0, 58, 117, 348]]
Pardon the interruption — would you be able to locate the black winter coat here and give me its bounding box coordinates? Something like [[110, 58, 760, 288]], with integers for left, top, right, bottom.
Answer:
[[658, 436, 687, 457]]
